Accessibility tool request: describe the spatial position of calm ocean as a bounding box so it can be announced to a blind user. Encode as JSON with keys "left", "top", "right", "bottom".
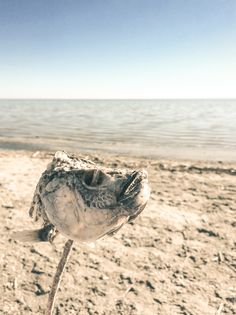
{"left": 0, "top": 99, "right": 235, "bottom": 161}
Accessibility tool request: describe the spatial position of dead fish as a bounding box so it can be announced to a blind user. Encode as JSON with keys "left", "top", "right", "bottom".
{"left": 13, "top": 151, "right": 150, "bottom": 243}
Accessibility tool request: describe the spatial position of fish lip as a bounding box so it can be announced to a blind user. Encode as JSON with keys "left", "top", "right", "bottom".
{"left": 117, "top": 171, "right": 139, "bottom": 201}
{"left": 127, "top": 201, "right": 148, "bottom": 223}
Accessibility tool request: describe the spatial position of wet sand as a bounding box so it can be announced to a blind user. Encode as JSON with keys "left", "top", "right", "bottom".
{"left": 0, "top": 149, "right": 236, "bottom": 315}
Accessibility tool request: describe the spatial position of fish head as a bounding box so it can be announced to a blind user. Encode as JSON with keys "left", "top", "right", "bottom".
{"left": 40, "top": 152, "right": 150, "bottom": 242}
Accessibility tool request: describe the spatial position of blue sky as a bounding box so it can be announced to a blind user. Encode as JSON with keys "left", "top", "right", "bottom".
{"left": 0, "top": 0, "right": 235, "bottom": 98}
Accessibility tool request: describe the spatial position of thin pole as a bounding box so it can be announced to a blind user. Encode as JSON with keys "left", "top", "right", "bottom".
{"left": 46, "top": 239, "right": 74, "bottom": 315}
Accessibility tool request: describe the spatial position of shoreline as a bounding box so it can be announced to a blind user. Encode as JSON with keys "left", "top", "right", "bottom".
{"left": 1, "top": 147, "right": 236, "bottom": 169}
{"left": 0, "top": 138, "right": 235, "bottom": 163}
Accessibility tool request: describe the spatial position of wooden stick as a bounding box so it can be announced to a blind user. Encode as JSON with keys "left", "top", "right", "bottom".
{"left": 46, "top": 239, "right": 74, "bottom": 315}
{"left": 215, "top": 302, "right": 224, "bottom": 315}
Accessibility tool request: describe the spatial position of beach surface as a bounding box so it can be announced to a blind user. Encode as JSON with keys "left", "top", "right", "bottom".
{"left": 0, "top": 149, "right": 236, "bottom": 315}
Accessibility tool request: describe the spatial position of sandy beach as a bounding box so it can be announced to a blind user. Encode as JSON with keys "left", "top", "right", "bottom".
{"left": 0, "top": 149, "right": 235, "bottom": 315}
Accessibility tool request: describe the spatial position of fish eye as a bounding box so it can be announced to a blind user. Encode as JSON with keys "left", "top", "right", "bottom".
{"left": 83, "top": 170, "right": 94, "bottom": 186}
{"left": 83, "top": 169, "right": 105, "bottom": 187}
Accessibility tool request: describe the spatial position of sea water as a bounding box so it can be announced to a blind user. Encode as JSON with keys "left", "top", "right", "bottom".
{"left": 0, "top": 99, "right": 235, "bottom": 160}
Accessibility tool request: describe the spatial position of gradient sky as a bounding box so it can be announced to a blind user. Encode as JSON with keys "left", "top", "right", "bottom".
{"left": 0, "top": 0, "right": 235, "bottom": 99}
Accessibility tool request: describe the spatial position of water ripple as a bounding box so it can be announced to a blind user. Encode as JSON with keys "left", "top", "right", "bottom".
{"left": 0, "top": 99, "right": 236, "bottom": 159}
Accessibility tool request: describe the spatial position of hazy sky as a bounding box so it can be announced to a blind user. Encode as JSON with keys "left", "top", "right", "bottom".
{"left": 0, "top": 0, "right": 235, "bottom": 99}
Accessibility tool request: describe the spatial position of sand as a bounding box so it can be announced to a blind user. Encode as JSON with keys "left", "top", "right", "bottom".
{"left": 0, "top": 149, "right": 235, "bottom": 315}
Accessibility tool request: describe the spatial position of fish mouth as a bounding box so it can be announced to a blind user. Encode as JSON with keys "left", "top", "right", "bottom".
{"left": 127, "top": 200, "right": 148, "bottom": 223}
{"left": 117, "top": 171, "right": 140, "bottom": 202}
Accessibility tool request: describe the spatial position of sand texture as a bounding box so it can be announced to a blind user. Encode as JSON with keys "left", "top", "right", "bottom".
{"left": 0, "top": 150, "right": 236, "bottom": 315}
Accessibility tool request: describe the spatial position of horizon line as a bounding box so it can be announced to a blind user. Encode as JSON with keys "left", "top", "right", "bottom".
{"left": 0, "top": 97, "right": 236, "bottom": 101}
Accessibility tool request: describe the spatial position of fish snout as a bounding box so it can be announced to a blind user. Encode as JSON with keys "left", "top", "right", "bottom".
{"left": 118, "top": 169, "right": 150, "bottom": 213}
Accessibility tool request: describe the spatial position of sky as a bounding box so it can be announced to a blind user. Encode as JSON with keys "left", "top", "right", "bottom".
{"left": 0, "top": 0, "right": 235, "bottom": 99}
